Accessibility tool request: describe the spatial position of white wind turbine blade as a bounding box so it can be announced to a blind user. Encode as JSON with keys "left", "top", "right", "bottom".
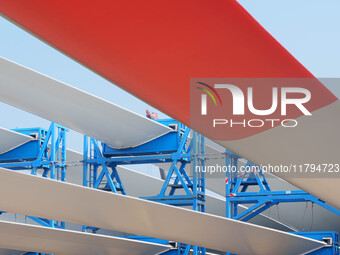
{"left": 0, "top": 57, "right": 171, "bottom": 149}
{"left": 0, "top": 220, "right": 169, "bottom": 255}
{"left": 0, "top": 168, "right": 324, "bottom": 255}
{"left": 219, "top": 101, "right": 340, "bottom": 211}
{"left": 0, "top": 127, "right": 33, "bottom": 154}
{"left": 66, "top": 149, "right": 294, "bottom": 231}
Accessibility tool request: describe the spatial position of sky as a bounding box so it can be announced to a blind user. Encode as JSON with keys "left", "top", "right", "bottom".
{"left": 0, "top": 0, "right": 339, "bottom": 152}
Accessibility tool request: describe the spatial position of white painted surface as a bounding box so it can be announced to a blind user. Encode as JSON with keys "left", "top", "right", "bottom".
{"left": 0, "top": 168, "right": 324, "bottom": 255}
{"left": 65, "top": 149, "right": 293, "bottom": 231}
{"left": 157, "top": 139, "right": 340, "bottom": 232}
{"left": 0, "top": 57, "right": 171, "bottom": 149}
{"left": 0, "top": 248, "right": 22, "bottom": 255}
{"left": 0, "top": 127, "right": 32, "bottom": 155}
{"left": 197, "top": 142, "right": 340, "bottom": 232}
{"left": 220, "top": 100, "right": 340, "bottom": 211}
{"left": 0, "top": 220, "right": 169, "bottom": 255}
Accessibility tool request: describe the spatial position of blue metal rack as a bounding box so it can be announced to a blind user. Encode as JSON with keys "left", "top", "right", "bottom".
{"left": 0, "top": 123, "right": 67, "bottom": 255}
{"left": 295, "top": 232, "right": 339, "bottom": 255}
{"left": 83, "top": 137, "right": 127, "bottom": 195}
{"left": 0, "top": 123, "right": 67, "bottom": 181}
{"left": 225, "top": 149, "right": 340, "bottom": 255}
{"left": 82, "top": 119, "right": 206, "bottom": 255}
{"left": 0, "top": 122, "right": 67, "bottom": 230}
{"left": 1, "top": 121, "right": 337, "bottom": 254}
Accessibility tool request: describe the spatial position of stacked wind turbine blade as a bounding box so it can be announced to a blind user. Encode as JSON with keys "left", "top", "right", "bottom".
{"left": 0, "top": 0, "right": 338, "bottom": 211}
{"left": 66, "top": 149, "right": 294, "bottom": 231}
{"left": 0, "top": 168, "right": 324, "bottom": 255}
{"left": 0, "top": 220, "right": 170, "bottom": 255}
{"left": 0, "top": 57, "right": 171, "bottom": 150}
{"left": 0, "top": 57, "right": 313, "bottom": 233}
{"left": 0, "top": 127, "right": 33, "bottom": 154}
{"left": 218, "top": 105, "right": 340, "bottom": 211}
{"left": 0, "top": 56, "right": 336, "bottom": 236}
{"left": 0, "top": 1, "right": 337, "bottom": 254}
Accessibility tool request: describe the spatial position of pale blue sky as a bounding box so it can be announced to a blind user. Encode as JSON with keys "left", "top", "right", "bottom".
{"left": 238, "top": 0, "right": 340, "bottom": 77}
{"left": 0, "top": 0, "right": 339, "bottom": 152}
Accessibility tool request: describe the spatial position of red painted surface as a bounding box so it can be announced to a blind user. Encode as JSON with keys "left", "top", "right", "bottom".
{"left": 0, "top": 0, "right": 336, "bottom": 140}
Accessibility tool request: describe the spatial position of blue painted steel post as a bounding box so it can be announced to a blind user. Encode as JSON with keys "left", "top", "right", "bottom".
{"left": 192, "top": 131, "right": 197, "bottom": 212}
{"left": 83, "top": 136, "right": 88, "bottom": 187}
{"left": 225, "top": 150, "right": 232, "bottom": 219}
{"left": 199, "top": 133, "right": 206, "bottom": 254}
{"left": 200, "top": 133, "right": 205, "bottom": 213}
{"left": 192, "top": 132, "right": 198, "bottom": 255}
{"left": 92, "top": 138, "right": 98, "bottom": 187}
{"left": 61, "top": 126, "right": 66, "bottom": 182}
{"left": 50, "top": 122, "right": 56, "bottom": 180}
{"left": 50, "top": 123, "right": 56, "bottom": 229}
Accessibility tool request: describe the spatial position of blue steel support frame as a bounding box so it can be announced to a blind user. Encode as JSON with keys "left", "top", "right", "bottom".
{"left": 140, "top": 128, "right": 205, "bottom": 255}
{"left": 82, "top": 136, "right": 127, "bottom": 232}
{"left": 0, "top": 122, "right": 67, "bottom": 230}
{"left": 82, "top": 120, "right": 206, "bottom": 255}
{"left": 225, "top": 149, "right": 340, "bottom": 255}
{"left": 144, "top": 130, "right": 206, "bottom": 255}
{"left": 0, "top": 123, "right": 67, "bottom": 255}
{"left": 295, "top": 231, "right": 339, "bottom": 255}
{"left": 83, "top": 137, "right": 126, "bottom": 194}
